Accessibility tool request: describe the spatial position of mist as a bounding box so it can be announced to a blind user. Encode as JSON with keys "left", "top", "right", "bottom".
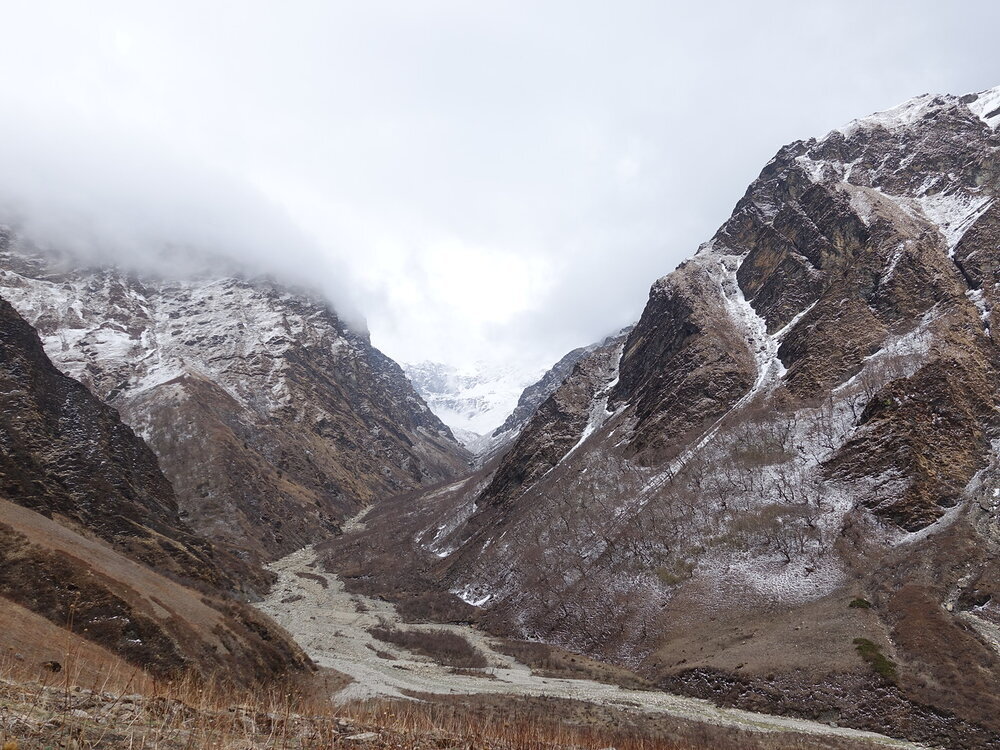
{"left": 0, "top": 1, "right": 997, "bottom": 372}
{"left": 0, "top": 107, "right": 372, "bottom": 331}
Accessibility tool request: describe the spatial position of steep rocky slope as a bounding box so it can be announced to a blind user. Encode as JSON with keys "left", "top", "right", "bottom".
{"left": 485, "top": 328, "right": 633, "bottom": 459}
{"left": 0, "top": 296, "right": 309, "bottom": 683}
{"left": 0, "top": 296, "right": 226, "bottom": 588}
{"left": 405, "top": 331, "right": 631, "bottom": 460}
{"left": 0, "top": 240, "right": 469, "bottom": 564}
{"left": 327, "top": 86, "right": 1000, "bottom": 746}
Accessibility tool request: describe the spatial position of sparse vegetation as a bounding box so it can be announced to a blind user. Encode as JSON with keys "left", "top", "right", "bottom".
{"left": 852, "top": 638, "right": 897, "bottom": 683}
{"left": 394, "top": 590, "right": 479, "bottom": 624}
{"left": 655, "top": 560, "right": 696, "bottom": 586}
{"left": 365, "top": 644, "right": 397, "bottom": 661}
{"left": 449, "top": 667, "right": 498, "bottom": 679}
{"left": 492, "top": 639, "right": 652, "bottom": 690}
{"left": 367, "top": 626, "right": 488, "bottom": 668}
{"left": 731, "top": 420, "right": 798, "bottom": 466}
{"left": 848, "top": 598, "right": 872, "bottom": 609}
{"left": 0, "top": 651, "right": 907, "bottom": 750}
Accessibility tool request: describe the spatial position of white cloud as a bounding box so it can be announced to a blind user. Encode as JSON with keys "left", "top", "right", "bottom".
{"left": 0, "top": 1, "right": 997, "bottom": 371}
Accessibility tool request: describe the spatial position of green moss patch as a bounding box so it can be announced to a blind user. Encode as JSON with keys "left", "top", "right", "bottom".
{"left": 853, "top": 637, "right": 897, "bottom": 683}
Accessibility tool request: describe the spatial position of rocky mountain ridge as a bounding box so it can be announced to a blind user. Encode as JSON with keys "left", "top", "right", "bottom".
{"left": 483, "top": 327, "right": 634, "bottom": 459}
{"left": 0, "top": 236, "right": 469, "bottom": 566}
{"left": 0, "top": 295, "right": 310, "bottom": 683}
{"left": 325, "top": 86, "right": 1000, "bottom": 746}
{"left": 405, "top": 331, "right": 632, "bottom": 460}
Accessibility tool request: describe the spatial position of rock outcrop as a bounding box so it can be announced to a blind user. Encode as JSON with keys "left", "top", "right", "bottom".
{"left": 0, "top": 296, "right": 223, "bottom": 587}
{"left": 485, "top": 328, "right": 633, "bottom": 459}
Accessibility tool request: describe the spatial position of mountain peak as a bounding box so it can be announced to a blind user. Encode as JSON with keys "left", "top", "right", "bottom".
{"left": 402, "top": 360, "right": 545, "bottom": 440}
{"left": 832, "top": 85, "right": 1000, "bottom": 138}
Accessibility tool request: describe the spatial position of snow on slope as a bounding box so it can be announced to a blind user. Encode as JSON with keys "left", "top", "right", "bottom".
{"left": 0, "top": 255, "right": 361, "bottom": 420}
{"left": 968, "top": 85, "right": 1000, "bottom": 129}
{"left": 403, "top": 360, "right": 545, "bottom": 444}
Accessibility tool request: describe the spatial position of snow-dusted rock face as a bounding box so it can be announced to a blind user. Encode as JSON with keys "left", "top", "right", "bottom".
{"left": 328, "top": 87, "right": 1000, "bottom": 747}
{"left": 483, "top": 328, "right": 633, "bottom": 458}
{"left": 0, "top": 295, "right": 310, "bottom": 682}
{"left": 402, "top": 360, "right": 545, "bottom": 447}
{"left": 474, "top": 333, "right": 628, "bottom": 512}
{"left": 0, "top": 294, "right": 221, "bottom": 587}
{"left": 0, "top": 239, "right": 469, "bottom": 562}
{"left": 611, "top": 85, "right": 1000, "bottom": 529}
{"left": 404, "top": 334, "right": 632, "bottom": 461}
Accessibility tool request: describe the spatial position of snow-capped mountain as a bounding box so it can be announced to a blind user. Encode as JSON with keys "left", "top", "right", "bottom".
{"left": 402, "top": 360, "right": 546, "bottom": 447}
{"left": 0, "top": 238, "right": 469, "bottom": 564}
{"left": 329, "top": 86, "right": 1000, "bottom": 747}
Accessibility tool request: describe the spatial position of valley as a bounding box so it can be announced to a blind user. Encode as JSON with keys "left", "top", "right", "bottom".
{"left": 256, "top": 538, "right": 925, "bottom": 748}
{"left": 3, "top": 81, "right": 1000, "bottom": 749}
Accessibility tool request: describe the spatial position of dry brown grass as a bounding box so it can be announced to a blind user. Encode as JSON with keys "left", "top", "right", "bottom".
{"left": 0, "top": 640, "right": 899, "bottom": 750}
{"left": 339, "top": 694, "right": 897, "bottom": 750}
{"left": 0, "top": 647, "right": 335, "bottom": 750}
{"left": 0, "top": 501, "right": 312, "bottom": 684}
{"left": 0, "top": 598, "right": 158, "bottom": 694}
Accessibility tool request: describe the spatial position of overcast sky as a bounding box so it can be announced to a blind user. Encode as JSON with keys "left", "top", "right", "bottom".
{"left": 0, "top": 2, "right": 996, "bottom": 372}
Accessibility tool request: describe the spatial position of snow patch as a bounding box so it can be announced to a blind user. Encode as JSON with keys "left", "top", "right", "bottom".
{"left": 703, "top": 550, "right": 845, "bottom": 606}
{"left": 881, "top": 242, "right": 908, "bottom": 284}
{"left": 967, "top": 86, "right": 1000, "bottom": 129}
{"left": 834, "top": 308, "right": 937, "bottom": 395}
{"left": 890, "top": 503, "right": 964, "bottom": 547}
{"left": 836, "top": 93, "right": 940, "bottom": 138}
{"left": 795, "top": 155, "right": 840, "bottom": 184}
{"left": 915, "top": 190, "right": 992, "bottom": 256}
{"left": 967, "top": 288, "right": 992, "bottom": 335}
{"left": 450, "top": 584, "right": 492, "bottom": 607}
{"left": 844, "top": 184, "right": 879, "bottom": 225}
{"left": 561, "top": 363, "right": 624, "bottom": 462}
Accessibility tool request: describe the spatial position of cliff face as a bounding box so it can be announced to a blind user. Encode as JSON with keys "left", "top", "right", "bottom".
{"left": 610, "top": 88, "right": 1000, "bottom": 530}
{"left": 475, "top": 334, "right": 628, "bottom": 513}
{"left": 485, "top": 328, "right": 633, "bottom": 457}
{"left": 0, "top": 296, "right": 221, "bottom": 587}
{"left": 0, "top": 243, "right": 469, "bottom": 563}
{"left": 326, "top": 87, "right": 1000, "bottom": 746}
{"left": 0, "top": 296, "right": 309, "bottom": 683}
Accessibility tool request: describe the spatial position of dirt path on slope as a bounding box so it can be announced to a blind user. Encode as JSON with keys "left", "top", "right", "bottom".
{"left": 256, "top": 546, "right": 926, "bottom": 748}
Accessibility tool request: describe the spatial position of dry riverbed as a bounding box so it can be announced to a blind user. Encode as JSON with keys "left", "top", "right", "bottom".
{"left": 256, "top": 546, "right": 927, "bottom": 749}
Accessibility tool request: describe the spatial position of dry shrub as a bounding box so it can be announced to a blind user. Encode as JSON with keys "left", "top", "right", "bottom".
{"left": 491, "top": 639, "right": 651, "bottom": 690}
{"left": 367, "top": 626, "right": 487, "bottom": 668}
{"left": 393, "top": 590, "right": 479, "bottom": 623}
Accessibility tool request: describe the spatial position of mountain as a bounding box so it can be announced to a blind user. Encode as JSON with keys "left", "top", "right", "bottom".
{"left": 0, "top": 237, "right": 469, "bottom": 567}
{"left": 326, "top": 86, "right": 1000, "bottom": 746}
{"left": 0, "top": 295, "right": 309, "bottom": 683}
{"left": 405, "top": 335, "right": 631, "bottom": 458}
{"left": 486, "top": 328, "right": 634, "bottom": 456}
{"left": 402, "top": 360, "right": 545, "bottom": 449}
